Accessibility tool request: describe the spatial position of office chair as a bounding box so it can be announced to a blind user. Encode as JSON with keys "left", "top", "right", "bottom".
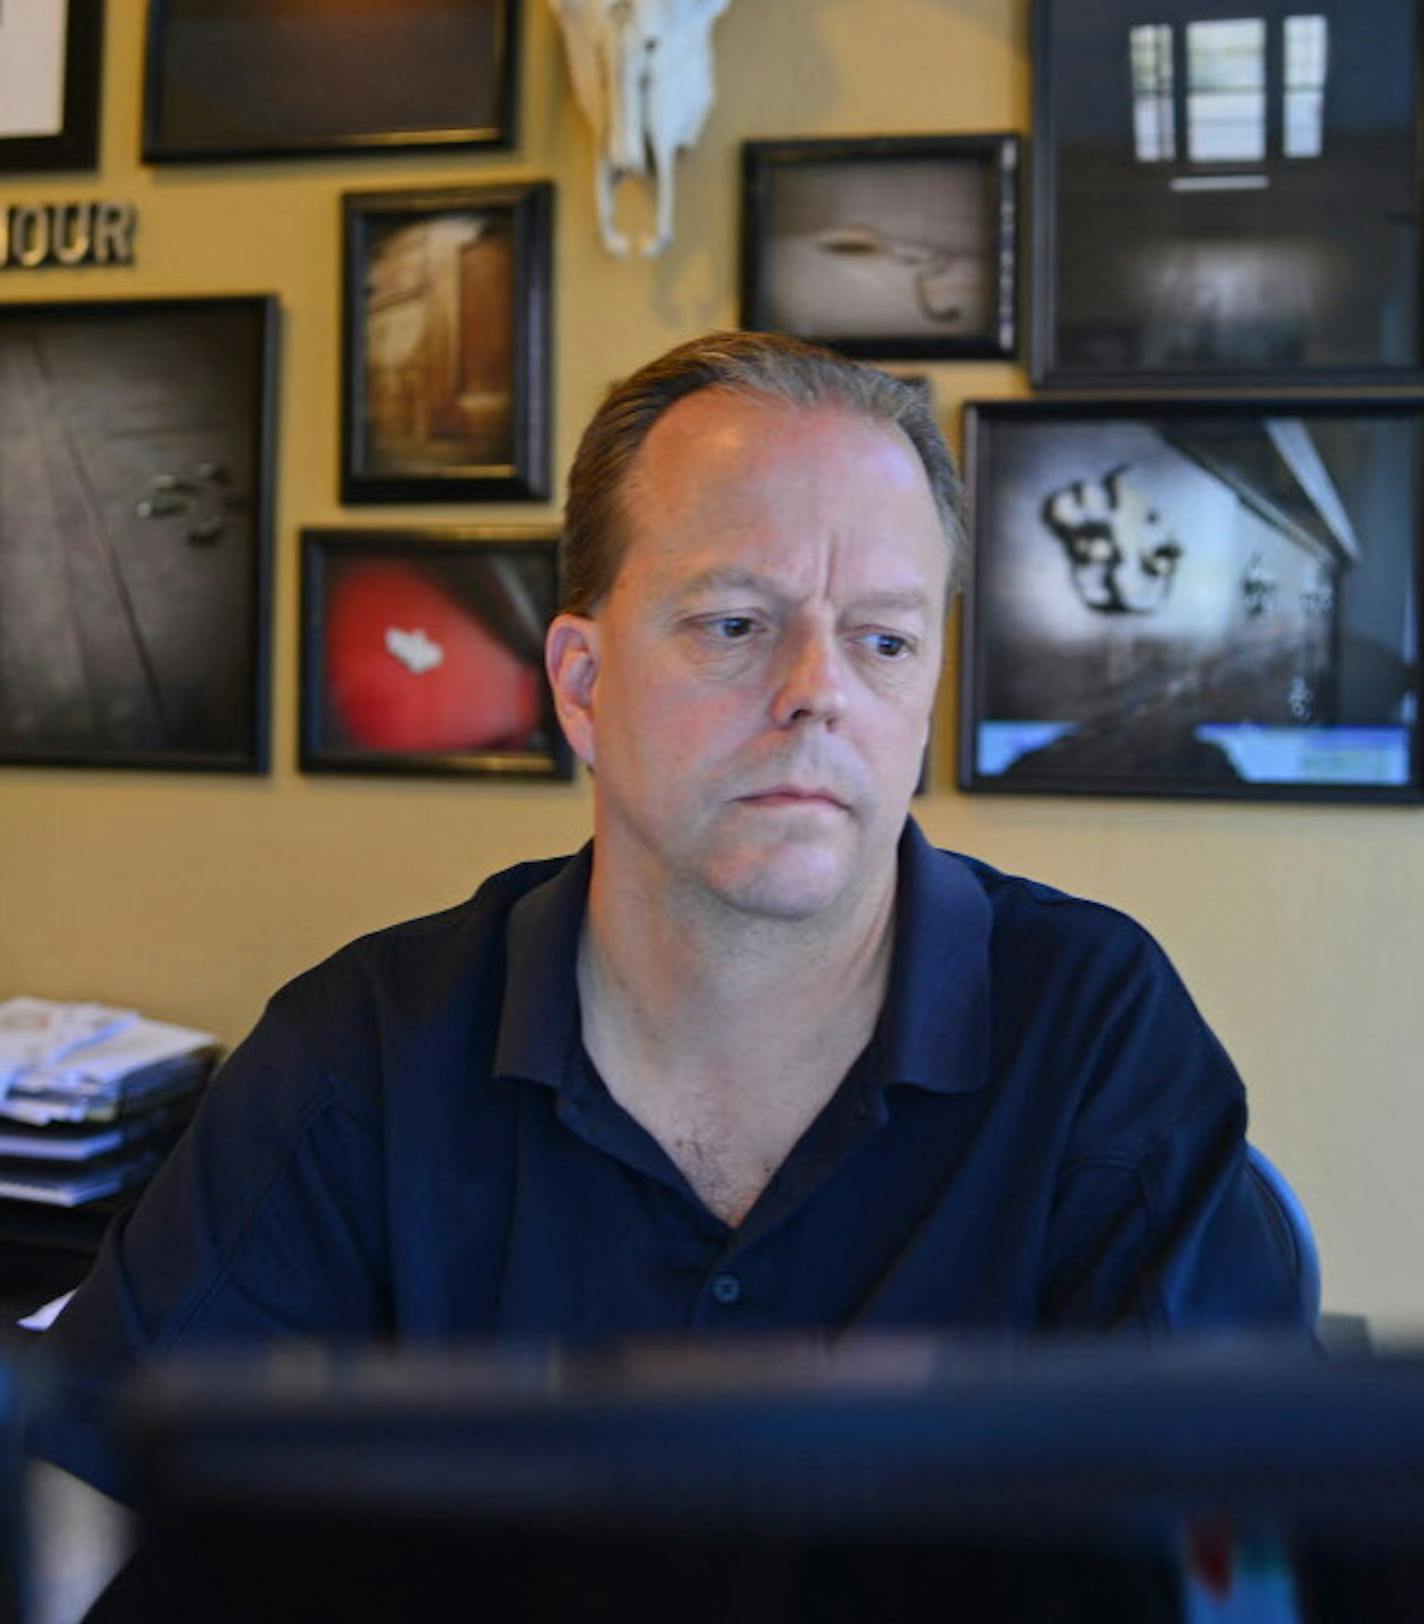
{"left": 1245, "top": 1144, "right": 1322, "bottom": 1328}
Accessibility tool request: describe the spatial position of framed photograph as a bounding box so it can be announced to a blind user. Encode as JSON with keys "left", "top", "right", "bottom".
{"left": 0, "top": 297, "right": 277, "bottom": 772}
{"left": 300, "top": 528, "right": 572, "bottom": 779}
{"left": 0, "top": 0, "right": 102, "bottom": 171}
{"left": 959, "top": 398, "right": 1424, "bottom": 803}
{"left": 143, "top": 0, "right": 518, "bottom": 162}
{"left": 1033, "top": 0, "right": 1424, "bottom": 386}
{"left": 342, "top": 184, "right": 553, "bottom": 504}
{"left": 740, "top": 134, "right": 1019, "bottom": 361}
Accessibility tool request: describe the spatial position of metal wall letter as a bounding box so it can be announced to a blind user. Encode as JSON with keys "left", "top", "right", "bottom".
{"left": 0, "top": 201, "right": 138, "bottom": 269}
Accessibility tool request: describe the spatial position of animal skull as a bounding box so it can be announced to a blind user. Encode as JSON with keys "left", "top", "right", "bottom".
{"left": 548, "top": 0, "right": 732, "bottom": 258}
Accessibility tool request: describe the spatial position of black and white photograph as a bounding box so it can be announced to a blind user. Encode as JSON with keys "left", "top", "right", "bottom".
{"left": 143, "top": 0, "right": 518, "bottom": 161}
{"left": 741, "top": 135, "right": 1018, "bottom": 360}
{"left": 0, "top": 298, "right": 277, "bottom": 771}
{"left": 0, "top": 0, "right": 102, "bottom": 170}
{"left": 342, "top": 184, "right": 553, "bottom": 503}
{"left": 1033, "top": 0, "right": 1422, "bottom": 385}
{"left": 300, "top": 529, "right": 571, "bottom": 780}
{"left": 959, "top": 399, "right": 1423, "bottom": 802}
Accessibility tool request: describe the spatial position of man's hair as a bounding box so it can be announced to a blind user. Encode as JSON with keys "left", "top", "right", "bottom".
{"left": 559, "top": 330, "right": 965, "bottom": 613}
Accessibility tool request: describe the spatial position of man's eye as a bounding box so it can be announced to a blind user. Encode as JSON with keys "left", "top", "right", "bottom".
{"left": 711, "top": 616, "right": 757, "bottom": 640}
{"left": 864, "top": 632, "right": 911, "bottom": 658}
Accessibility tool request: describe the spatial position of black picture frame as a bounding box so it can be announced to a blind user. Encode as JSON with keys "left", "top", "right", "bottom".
{"left": 342, "top": 183, "right": 553, "bottom": 505}
{"left": 958, "top": 397, "right": 1424, "bottom": 804}
{"left": 740, "top": 134, "right": 1019, "bottom": 361}
{"left": 300, "top": 527, "right": 572, "bottom": 780}
{"left": 142, "top": 0, "right": 518, "bottom": 163}
{"left": 0, "top": 0, "right": 102, "bottom": 172}
{"left": 1032, "top": 0, "right": 1424, "bottom": 387}
{"left": 0, "top": 296, "right": 278, "bottom": 772}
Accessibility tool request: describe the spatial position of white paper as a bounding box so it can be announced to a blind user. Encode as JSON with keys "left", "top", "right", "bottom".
{"left": 0, "top": 1051, "right": 213, "bottom": 1124}
{"left": 0, "top": 998, "right": 137, "bottom": 1080}
{"left": 38, "top": 1016, "right": 217, "bottom": 1087}
{"left": 0, "top": 1121, "right": 139, "bottom": 1161}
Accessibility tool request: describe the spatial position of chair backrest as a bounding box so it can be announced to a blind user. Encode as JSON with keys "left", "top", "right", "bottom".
{"left": 1245, "top": 1144, "right": 1322, "bottom": 1328}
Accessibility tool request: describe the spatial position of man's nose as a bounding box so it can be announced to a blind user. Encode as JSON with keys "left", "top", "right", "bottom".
{"left": 770, "top": 624, "right": 848, "bottom": 729}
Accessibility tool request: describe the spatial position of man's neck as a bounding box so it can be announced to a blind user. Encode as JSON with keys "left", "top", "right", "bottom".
{"left": 576, "top": 847, "right": 898, "bottom": 1225}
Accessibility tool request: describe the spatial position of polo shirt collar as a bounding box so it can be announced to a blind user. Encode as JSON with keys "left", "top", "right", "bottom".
{"left": 492, "top": 819, "right": 992, "bottom": 1098}
{"left": 876, "top": 818, "right": 992, "bottom": 1096}
{"left": 492, "top": 842, "right": 591, "bottom": 1089}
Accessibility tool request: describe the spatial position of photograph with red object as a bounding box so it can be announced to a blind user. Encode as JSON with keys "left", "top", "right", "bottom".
{"left": 299, "top": 528, "right": 570, "bottom": 779}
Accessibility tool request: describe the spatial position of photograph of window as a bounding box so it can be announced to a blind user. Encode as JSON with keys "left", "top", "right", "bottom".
{"left": 1033, "top": 0, "right": 1422, "bottom": 385}
{"left": 960, "top": 398, "right": 1423, "bottom": 803}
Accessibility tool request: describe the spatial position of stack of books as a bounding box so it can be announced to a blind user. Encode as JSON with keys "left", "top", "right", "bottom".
{"left": 0, "top": 998, "right": 218, "bottom": 1207}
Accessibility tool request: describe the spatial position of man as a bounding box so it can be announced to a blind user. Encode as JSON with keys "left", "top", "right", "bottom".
{"left": 31, "top": 331, "right": 1305, "bottom": 1523}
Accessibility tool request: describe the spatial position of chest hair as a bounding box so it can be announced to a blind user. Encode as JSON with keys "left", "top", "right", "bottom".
{"left": 628, "top": 1077, "right": 835, "bottom": 1228}
{"left": 663, "top": 1131, "right": 781, "bottom": 1228}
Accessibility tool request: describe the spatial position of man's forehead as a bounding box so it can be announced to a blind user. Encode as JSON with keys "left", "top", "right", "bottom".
{"left": 601, "top": 398, "right": 946, "bottom": 615}
{"left": 621, "top": 387, "right": 936, "bottom": 529}
{"left": 640, "top": 385, "right": 913, "bottom": 467}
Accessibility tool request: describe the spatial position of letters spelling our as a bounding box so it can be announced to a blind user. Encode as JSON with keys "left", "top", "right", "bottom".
{"left": 0, "top": 202, "right": 138, "bottom": 269}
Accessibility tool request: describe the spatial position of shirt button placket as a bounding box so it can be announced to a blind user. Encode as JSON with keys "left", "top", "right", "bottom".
{"left": 710, "top": 1272, "right": 741, "bottom": 1306}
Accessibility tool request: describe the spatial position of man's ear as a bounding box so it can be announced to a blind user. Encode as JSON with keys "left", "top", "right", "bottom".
{"left": 545, "top": 612, "right": 600, "bottom": 769}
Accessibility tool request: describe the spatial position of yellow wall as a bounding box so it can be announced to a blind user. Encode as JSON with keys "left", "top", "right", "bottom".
{"left": 0, "top": 0, "right": 1417, "bottom": 1328}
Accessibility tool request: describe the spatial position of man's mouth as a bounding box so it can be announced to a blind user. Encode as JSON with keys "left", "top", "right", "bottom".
{"left": 737, "top": 786, "right": 847, "bottom": 811}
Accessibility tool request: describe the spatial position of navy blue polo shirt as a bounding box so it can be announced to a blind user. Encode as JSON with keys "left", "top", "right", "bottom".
{"left": 31, "top": 820, "right": 1304, "bottom": 1499}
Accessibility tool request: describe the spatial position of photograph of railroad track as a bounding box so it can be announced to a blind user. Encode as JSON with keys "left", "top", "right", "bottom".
{"left": 0, "top": 297, "right": 276, "bottom": 770}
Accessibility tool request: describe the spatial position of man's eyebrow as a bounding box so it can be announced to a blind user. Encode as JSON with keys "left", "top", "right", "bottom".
{"left": 849, "top": 588, "right": 934, "bottom": 615}
{"left": 675, "top": 567, "right": 779, "bottom": 598}
{"left": 673, "top": 571, "right": 933, "bottom": 615}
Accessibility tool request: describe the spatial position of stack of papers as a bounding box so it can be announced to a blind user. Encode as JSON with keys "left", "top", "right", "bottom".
{"left": 0, "top": 997, "right": 217, "bottom": 1206}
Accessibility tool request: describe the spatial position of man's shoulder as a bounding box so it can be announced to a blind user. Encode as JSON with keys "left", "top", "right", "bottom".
{"left": 947, "top": 843, "right": 1224, "bottom": 1078}
{"left": 925, "top": 841, "right": 1162, "bottom": 967}
{"left": 340, "top": 852, "right": 576, "bottom": 962}
{"left": 263, "top": 852, "right": 580, "bottom": 1057}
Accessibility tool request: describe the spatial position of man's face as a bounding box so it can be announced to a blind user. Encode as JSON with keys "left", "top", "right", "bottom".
{"left": 549, "top": 388, "right": 949, "bottom": 923}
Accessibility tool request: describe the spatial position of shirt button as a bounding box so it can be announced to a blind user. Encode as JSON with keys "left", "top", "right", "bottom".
{"left": 711, "top": 1273, "right": 741, "bottom": 1305}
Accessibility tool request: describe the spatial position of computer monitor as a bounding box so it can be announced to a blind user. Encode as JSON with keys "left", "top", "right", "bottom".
{"left": 86, "top": 1335, "right": 1424, "bottom": 1621}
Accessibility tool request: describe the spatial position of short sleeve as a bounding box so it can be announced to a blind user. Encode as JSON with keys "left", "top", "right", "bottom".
{"left": 25, "top": 994, "right": 388, "bottom": 1501}
{"left": 1036, "top": 926, "right": 1308, "bottom": 1333}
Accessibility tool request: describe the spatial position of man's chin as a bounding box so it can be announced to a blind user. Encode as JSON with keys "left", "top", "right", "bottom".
{"left": 701, "top": 842, "right": 860, "bottom": 922}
